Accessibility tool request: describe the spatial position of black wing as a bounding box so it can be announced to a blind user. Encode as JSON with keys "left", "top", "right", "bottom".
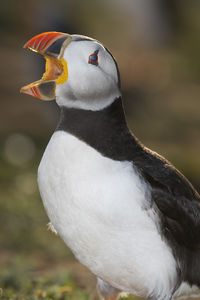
{"left": 134, "top": 146, "right": 200, "bottom": 249}
{"left": 133, "top": 146, "right": 200, "bottom": 285}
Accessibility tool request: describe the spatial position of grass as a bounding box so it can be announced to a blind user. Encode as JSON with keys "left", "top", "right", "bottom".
{"left": 0, "top": 255, "right": 136, "bottom": 300}
{"left": 0, "top": 259, "right": 92, "bottom": 299}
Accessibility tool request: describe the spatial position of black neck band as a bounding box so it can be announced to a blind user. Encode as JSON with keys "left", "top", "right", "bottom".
{"left": 56, "top": 97, "right": 142, "bottom": 161}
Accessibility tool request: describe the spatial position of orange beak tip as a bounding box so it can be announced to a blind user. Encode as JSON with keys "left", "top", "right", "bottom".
{"left": 20, "top": 87, "right": 27, "bottom": 94}
{"left": 20, "top": 86, "right": 40, "bottom": 99}
{"left": 23, "top": 31, "right": 69, "bottom": 54}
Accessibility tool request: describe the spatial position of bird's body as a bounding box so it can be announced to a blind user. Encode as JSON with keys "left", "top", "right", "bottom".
{"left": 38, "top": 130, "right": 177, "bottom": 299}
{"left": 21, "top": 32, "right": 200, "bottom": 300}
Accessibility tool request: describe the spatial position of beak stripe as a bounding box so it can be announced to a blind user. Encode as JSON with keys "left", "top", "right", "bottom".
{"left": 31, "top": 87, "right": 36, "bottom": 97}
{"left": 38, "top": 34, "right": 52, "bottom": 51}
{"left": 31, "top": 86, "right": 40, "bottom": 98}
{"left": 24, "top": 32, "right": 68, "bottom": 53}
{"left": 36, "top": 33, "right": 48, "bottom": 51}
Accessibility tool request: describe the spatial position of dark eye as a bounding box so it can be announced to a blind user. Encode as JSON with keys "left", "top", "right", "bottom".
{"left": 88, "top": 50, "right": 99, "bottom": 66}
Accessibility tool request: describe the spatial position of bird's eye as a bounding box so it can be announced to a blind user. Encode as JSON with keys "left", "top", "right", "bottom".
{"left": 88, "top": 50, "right": 99, "bottom": 66}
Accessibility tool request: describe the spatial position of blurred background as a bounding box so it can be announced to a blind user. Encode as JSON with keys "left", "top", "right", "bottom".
{"left": 0, "top": 0, "right": 200, "bottom": 299}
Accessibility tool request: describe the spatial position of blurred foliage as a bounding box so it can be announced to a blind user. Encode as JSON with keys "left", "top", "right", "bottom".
{"left": 0, "top": 257, "right": 137, "bottom": 300}
{"left": 0, "top": 135, "right": 67, "bottom": 256}
{"left": 0, "top": 256, "right": 137, "bottom": 300}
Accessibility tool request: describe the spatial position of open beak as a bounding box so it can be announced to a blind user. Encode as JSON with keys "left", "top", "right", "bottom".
{"left": 20, "top": 32, "right": 72, "bottom": 100}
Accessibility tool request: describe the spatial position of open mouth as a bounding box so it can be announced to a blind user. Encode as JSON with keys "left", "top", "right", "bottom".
{"left": 20, "top": 32, "right": 72, "bottom": 100}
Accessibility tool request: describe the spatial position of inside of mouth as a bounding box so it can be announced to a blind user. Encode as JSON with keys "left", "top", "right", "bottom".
{"left": 42, "top": 55, "right": 64, "bottom": 81}
{"left": 21, "top": 52, "right": 68, "bottom": 93}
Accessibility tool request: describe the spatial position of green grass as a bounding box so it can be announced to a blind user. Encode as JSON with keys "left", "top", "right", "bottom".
{"left": 0, "top": 258, "right": 92, "bottom": 299}
{"left": 0, "top": 256, "right": 137, "bottom": 299}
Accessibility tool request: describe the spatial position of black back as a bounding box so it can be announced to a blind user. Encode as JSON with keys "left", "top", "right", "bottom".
{"left": 57, "top": 97, "right": 200, "bottom": 288}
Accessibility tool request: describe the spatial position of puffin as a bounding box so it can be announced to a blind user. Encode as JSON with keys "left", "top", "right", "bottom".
{"left": 20, "top": 32, "right": 200, "bottom": 300}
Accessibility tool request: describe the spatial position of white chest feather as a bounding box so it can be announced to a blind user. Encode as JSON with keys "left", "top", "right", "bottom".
{"left": 38, "top": 131, "right": 177, "bottom": 299}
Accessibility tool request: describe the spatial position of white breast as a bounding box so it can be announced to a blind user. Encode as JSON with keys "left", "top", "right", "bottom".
{"left": 38, "top": 131, "right": 177, "bottom": 299}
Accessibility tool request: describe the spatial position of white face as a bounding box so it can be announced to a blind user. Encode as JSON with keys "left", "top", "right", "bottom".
{"left": 55, "top": 36, "right": 121, "bottom": 111}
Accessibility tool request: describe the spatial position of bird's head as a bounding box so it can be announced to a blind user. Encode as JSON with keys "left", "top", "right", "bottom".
{"left": 20, "top": 32, "right": 121, "bottom": 111}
